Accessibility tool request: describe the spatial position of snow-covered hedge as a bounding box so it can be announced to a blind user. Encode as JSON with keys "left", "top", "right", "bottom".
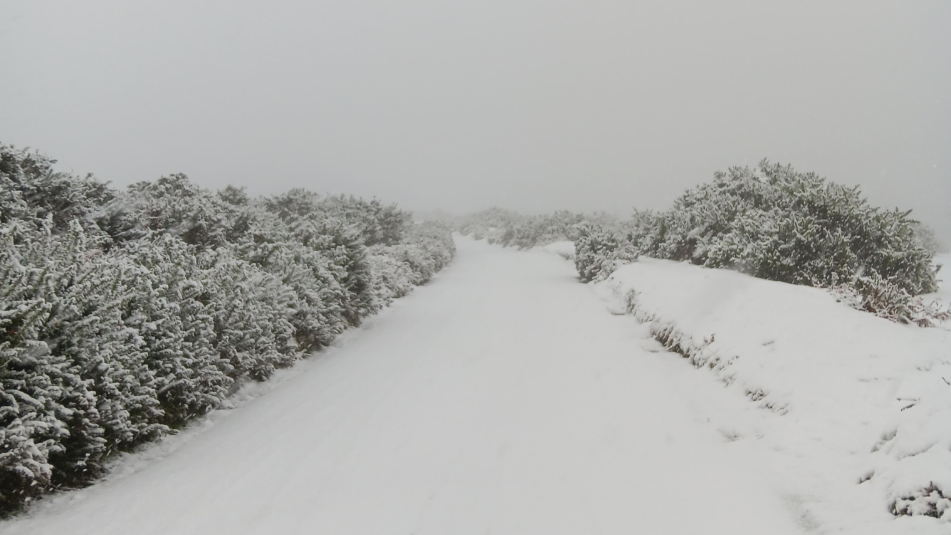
{"left": 576, "top": 161, "right": 944, "bottom": 325}
{"left": 0, "top": 145, "right": 454, "bottom": 515}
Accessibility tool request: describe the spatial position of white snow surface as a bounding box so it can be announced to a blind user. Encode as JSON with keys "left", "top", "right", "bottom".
{"left": 3, "top": 237, "right": 810, "bottom": 535}
{"left": 600, "top": 256, "right": 951, "bottom": 533}
{"left": 533, "top": 240, "right": 576, "bottom": 260}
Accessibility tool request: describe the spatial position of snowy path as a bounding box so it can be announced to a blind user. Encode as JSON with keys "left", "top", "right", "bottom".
{"left": 3, "top": 237, "right": 805, "bottom": 535}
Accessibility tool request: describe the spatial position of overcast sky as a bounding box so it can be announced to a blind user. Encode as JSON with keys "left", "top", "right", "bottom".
{"left": 1, "top": 1, "right": 949, "bottom": 240}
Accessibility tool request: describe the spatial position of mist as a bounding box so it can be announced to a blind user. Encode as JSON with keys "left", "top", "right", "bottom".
{"left": 1, "top": 0, "right": 949, "bottom": 242}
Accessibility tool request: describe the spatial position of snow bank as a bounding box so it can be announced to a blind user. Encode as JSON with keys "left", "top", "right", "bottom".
{"left": 599, "top": 257, "right": 951, "bottom": 532}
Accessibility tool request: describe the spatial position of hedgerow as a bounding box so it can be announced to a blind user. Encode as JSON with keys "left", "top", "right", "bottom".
{"left": 0, "top": 144, "right": 454, "bottom": 515}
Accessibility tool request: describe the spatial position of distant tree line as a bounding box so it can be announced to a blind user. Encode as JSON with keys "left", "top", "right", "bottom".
{"left": 456, "top": 208, "right": 617, "bottom": 249}
{"left": 0, "top": 144, "right": 454, "bottom": 514}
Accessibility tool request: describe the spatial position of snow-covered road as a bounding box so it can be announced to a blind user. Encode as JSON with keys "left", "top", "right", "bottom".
{"left": 3, "top": 236, "right": 805, "bottom": 535}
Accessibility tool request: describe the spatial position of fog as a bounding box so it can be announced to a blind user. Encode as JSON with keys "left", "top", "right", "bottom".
{"left": 1, "top": 0, "right": 949, "bottom": 242}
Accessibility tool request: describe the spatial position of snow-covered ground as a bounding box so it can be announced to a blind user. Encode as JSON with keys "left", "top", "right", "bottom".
{"left": 597, "top": 255, "right": 951, "bottom": 533}
{"left": 534, "top": 240, "right": 576, "bottom": 260}
{"left": 3, "top": 237, "right": 809, "bottom": 535}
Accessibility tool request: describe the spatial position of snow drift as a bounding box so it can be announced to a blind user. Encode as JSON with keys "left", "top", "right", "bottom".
{"left": 599, "top": 256, "right": 951, "bottom": 532}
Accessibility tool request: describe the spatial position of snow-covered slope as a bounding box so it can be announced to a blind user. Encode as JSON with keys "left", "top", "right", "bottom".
{"left": 599, "top": 257, "right": 951, "bottom": 532}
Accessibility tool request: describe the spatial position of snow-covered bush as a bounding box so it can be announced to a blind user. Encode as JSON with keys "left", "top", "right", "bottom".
{"left": 892, "top": 484, "right": 950, "bottom": 519}
{"left": 0, "top": 145, "right": 117, "bottom": 238}
{"left": 366, "top": 221, "right": 457, "bottom": 304}
{"left": 506, "top": 211, "right": 586, "bottom": 249}
{"left": 1, "top": 220, "right": 99, "bottom": 510}
{"left": 0, "top": 218, "right": 169, "bottom": 501}
{"left": 118, "top": 234, "right": 230, "bottom": 428}
{"left": 367, "top": 250, "right": 417, "bottom": 304}
{"left": 402, "top": 221, "right": 456, "bottom": 278}
{"left": 203, "top": 253, "right": 298, "bottom": 382}
{"left": 122, "top": 174, "right": 244, "bottom": 249}
{"left": 231, "top": 207, "right": 348, "bottom": 351}
{"left": 574, "top": 224, "right": 636, "bottom": 283}
{"left": 290, "top": 215, "right": 379, "bottom": 327}
{"left": 585, "top": 161, "right": 941, "bottom": 324}
{"left": 456, "top": 207, "right": 525, "bottom": 243}
{"left": 0, "top": 144, "right": 455, "bottom": 514}
{"left": 315, "top": 195, "right": 410, "bottom": 247}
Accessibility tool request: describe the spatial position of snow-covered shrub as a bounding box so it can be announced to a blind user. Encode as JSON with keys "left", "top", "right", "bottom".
{"left": 120, "top": 235, "right": 231, "bottom": 428}
{"left": 662, "top": 162, "right": 935, "bottom": 293}
{"left": 264, "top": 191, "right": 409, "bottom": 246}
{"left": 231, "top": 209, "right": 349, "bottom": 351}
{"left": 316, "top": 221, "right": 378, "bottom": 326}
{"left": 456, "top": 207, "right": 525, "bottom": 243}
{"left": 0, "top": 145, "right": 117, "bottom": 239}
{"left": 574, "top": 224, "right": 636, "bottom": 283}
{"left": 1, "top": 221, "right": 86, "bottom": 511}
{"left": 288, "top": 215, "right": 378, "bottom": 327}
{"left": 892, "top": 484, "right": 950, "bottom": 520}
{"left": 367, "top": 249, "right": 417, "bottom": 304}
{"left": 257, "top": 192, "right": 393, "bottom": 328}
{"left": 262, "top": 188, "right": 322, "bottom": 222}
{"left": 123, "top": 174, "right": 245, "bottom": 249}
{"left": 366, "top": 221, "right": 457, "bottom": 303}
{"left": 589, "top": 161, "right": 940, "bottom": 323}
{"left": 0, "top": 218, "right": 166, "bottom": 502}
{"left": 202, "top": 252, "right": 298, "bottom": 382}
{"left": 507, "top": 211, "right": 586, "bottom": 249}
{"left": 315, "top": 195, "right": 410, "bottom": 247}
{"left": 402, "top": 222, "right": 456, "bottom": 275}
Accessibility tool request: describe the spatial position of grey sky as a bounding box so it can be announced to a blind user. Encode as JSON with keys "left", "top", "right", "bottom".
{"left": 1, "top": 1, "right": 949, "bottom": 241}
